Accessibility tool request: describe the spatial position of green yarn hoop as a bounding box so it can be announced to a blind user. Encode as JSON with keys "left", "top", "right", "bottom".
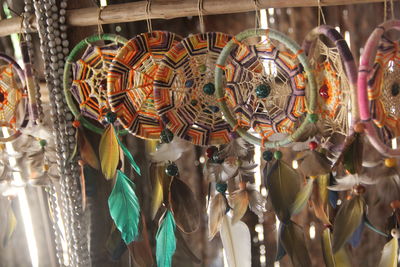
{"left": 215, "top": 28, "right": 317, "bottom": 148}
{"left": 63, "top": 33, "right": 129, "bottom": 135}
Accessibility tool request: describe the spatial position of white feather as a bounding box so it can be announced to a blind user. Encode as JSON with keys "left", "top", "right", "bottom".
{"left": 362, "top": 160, "right": 382, "bottom": 168}
{"left": 219, "top": 138, "right": 251, "bottom": 158}
{"left": 220, "top": 216, "right": 251, "bottom": 267}
{"left": 151, "top": 138, "right": 191, "bottom": 162}
{"left": 378, "top": 237, "right": 398, "bottom": 267}
{"left": 203, "top": 161, "right": 238, "bottom": 182}
{"left": 328, "top": 174, "right": 379, "bottom": 191}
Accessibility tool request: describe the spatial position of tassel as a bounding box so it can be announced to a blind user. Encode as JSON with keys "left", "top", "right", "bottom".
{"left": 156, "top": 210, "right": 177, "bottom": 267}
{"left": 108, "top": 170, "right": 140, "bottom": 244}
{"left": 99, "top": 124, "right": 119, "bottom": 180}
{"left": 378, "top": 237, "right": 399, "bottom": 267}
{"left": 114, "top": 127, "right": 141, "bottom": 175}
{"left": 208, "top": 193, "right": 228, "bottom": 240}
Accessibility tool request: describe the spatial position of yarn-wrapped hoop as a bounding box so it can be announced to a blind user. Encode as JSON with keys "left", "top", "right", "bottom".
{"left": 303, "top": 25, "right": 358, "bottom": 145}
{"left": 154, "top": 32, "right": 232, "bottom": 146}
{"left": 358, "top": 20, "right": 400, "bottom": 156}
{"left": 0, "top": 53, "right": 27, "bottom": 143}
{"left": 215, "top": 28, "right": 317, "bottom": 148}
{"left": 108, "top": 31, "right": 181, "bottom": 140}
{"left": 63, "top": 34, "right": 128, "bottom": 135}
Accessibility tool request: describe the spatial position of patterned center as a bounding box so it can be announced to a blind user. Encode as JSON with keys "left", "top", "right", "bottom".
{"left": 0, "top": 64, "right": 23, "bottom": 128}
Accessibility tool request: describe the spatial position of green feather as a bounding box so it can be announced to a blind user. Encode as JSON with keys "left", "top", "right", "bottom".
{"left": 321, "top": 228, "right": 335, "bottom": 267}
{"left": 114, "top": 127, "right": 141, "bottom": 176}
{"left": 280, "top": 221, "right": 312, "bottom": 267}
{"left": 332, "top": 195, "right": 365, "bottom": 253}
{"left": 108, "top": 170, "right": 140, "bottom": 244}
{"left": 291, "top": 178, "right": 314, "bottom": 215}
{"left": 156, "top": 210, "right": 177, "bottom": 267}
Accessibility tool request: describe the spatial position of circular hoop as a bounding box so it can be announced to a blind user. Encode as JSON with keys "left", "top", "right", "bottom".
{"left": 107, "top": 31, "right": 181, "bottom": 140}
{"left": 358, "top": 20, "right": 400, "bottom": 156}
{"left": 63, "top": 33, "right": 128, "bottom": 135}
{"left": 0, "top": 53, "right": 28, "bottom": 143}
{"left": 215, "top": 28, "right": 317, "bottom": 148}
{"left": 303, "top": 25, "right": 358, "bottom": 142}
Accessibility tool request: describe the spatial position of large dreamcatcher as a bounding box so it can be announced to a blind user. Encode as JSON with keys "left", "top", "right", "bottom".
{"left": 215, "top": 29, "right": 317, "bottom": 148}
{"left": 64, "top": 34, "right": 128, "bottom": 135}
{"left": 107, "top": 31, "right": 181, "bottom": 140}
{"left": 303, "top": 25, "right": 357, "bottom": 146}
{"left": 0, "top": 53, "right": 27, "bottom": 143}
{"left": 153, "top": 32, "right": 233, "bottom": 146}
{"left": 358, "top": 19, "right": 400, "bottom": 156}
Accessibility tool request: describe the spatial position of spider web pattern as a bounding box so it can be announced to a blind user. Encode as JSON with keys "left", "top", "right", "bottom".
{"left": 70, "top": 43, "right": 121, "bottom": 123}
{"left": 0, "top": 64, "right": 23, "bottom": 128}
{"left": 154, "top": 32, "right": 232, "bottom": 146}
{"left": 224, "top": 39, "right": 306, "bottom": 139}
{"left": 309, "top": 38, "right": 350, "bottom": 137}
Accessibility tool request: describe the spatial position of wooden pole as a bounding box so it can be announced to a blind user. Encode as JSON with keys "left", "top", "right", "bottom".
{"left": 0, "top": 0, "right": 387, "bottom": 37}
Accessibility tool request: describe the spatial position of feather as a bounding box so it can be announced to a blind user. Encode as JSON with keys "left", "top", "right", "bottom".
{"left": 77, "top": 128, "right": 100, "bottom": 170}
{"left": 3, "top": 205, "right": 16, "bottom": 246}
{"left": 332, "top": 196, "right": 365, "bottom": 253}
{"left": 378, "top": 237, "right": 398, "bottom": 267}
{"left": 321, "top": 228, "right": 335, "bottom": 267}
{"left": 311, "top": 174, "right": 331, "bottom": 225}
{"left": 347, "top": 220, "right": 364, "bottom": 248}
{"left": 99, "top": 124, "right": 119, "bottom": 180}
{"left": 219, "top": 137, "right": 251, "bottom": 159}
{"left": 280, "top": 221, "right": 312, "bottom": 267}
{"left": 208, "top": 193, "right": 228, "bottom": 240}
{"left": 328, "top": 174, "right": 378, "bottom": 191}
{"left": 276, "top": 225, "right": 287, "bottom": 261}
{"left": 237, "top": 162, "right": 258, "bottom": 182}
{"left": 343, "top": 133, "right": 363, "bottom": 175}
{"left": 108, "top": 170, "right": 140, "bottom": 244}
{"left": 291, "top": 178, "right": 314, "bottom": 215}
{"left": 297, "top": 150, "right": 331, "bottom": 177}
{"left": 220, "top": 216, "right": 251, "bottom": 267}
{"left": 334, "top": 246, "right": 352, "bottom": 267}
{"left": 151, "top": 164, "right": 165, "bottom": 220}
{"left": 114, "top": 127, "right": 140, "bottom": 175}
{"left": 248, "top": 188, "right": 267, "bottom": 217}
{"left": 169, "top": 177, "right": 200, "bottom": 233}
{"left": 106, "top": 226, "right": 127, "bottom": 260}
{"left": 156, "top": 210, "right": 176, "bottom": 267}
{"left": 229, "top": 188, "right": 249, "bottom": 224}
{"left": 79, "top": 162, "right": 87, "bottom": 211}
{"left": 151, "top": 138, "right": 191, "bottom": 162}
{"left": 128, "top": 215, "right": 153, "bottom": 267}
{"left": 175, "top": 229, "right": 202, "bottom": 264}
{"left": 203, "top": 160, "right": 238, "bottom": 182}
{"left": 265, "top": 160, "right": 300, "bottom": 222}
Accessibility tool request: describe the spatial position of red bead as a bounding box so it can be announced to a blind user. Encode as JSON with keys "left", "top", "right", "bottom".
{"left": 319, "top": 84, "right": 329, "bottom": 99}
{"left": 206, "top": 146, "right": 217, "bottom": 158}
{"left": 72, "top": 120, "right": 81, "bottom": 128}
{"left": 309, "top": 141, "right": 318, "bottom": 150}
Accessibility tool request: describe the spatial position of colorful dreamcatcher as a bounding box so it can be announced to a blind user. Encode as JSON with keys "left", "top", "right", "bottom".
{"left": 303, "top": 25, "right": 358, "bottom": 146}
{"left": 215, "top": 28, "right": 317, "bottom": 148}
{"left": 153, "top": 32, "right": 233, "bottom": 146}
{"left": 107, "top": 31, "right": 181, "bottom": 140}
{"left": 64, "top": 33, "right": 128, "bottom": 135}
{"left": 358, "top": 19, "right": 400, "bottom": 156}
{"left": 0, "top": 53, "right": 28, "bottom": 143}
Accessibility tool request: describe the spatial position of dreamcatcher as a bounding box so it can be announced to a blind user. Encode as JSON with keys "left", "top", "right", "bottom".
{"left": 358, "top": 19, "right": 400, "bottom": 156}
{"left": 215, "top": 28, "right": 317, "bottom": 148}
{"left": 153, "top": 32, "right": 233, "bottom": 146}
{"left": 107, "top": 31, "right": 181, "bottom": 140}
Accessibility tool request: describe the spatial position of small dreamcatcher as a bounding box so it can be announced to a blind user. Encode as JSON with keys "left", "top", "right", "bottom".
{"left": 358, "top": 20, "right": 400, "bottom": 156}
{"left": 153, "top": 32, "right": 233, "bottom": 146}
{"left": 215, "top": 28, "right": 317, "bottom": 148}
{"left": 0, "top": 53, "right": 28, "bottom": 143}
{"left": 107, "top": 31, "right": 181, "bottom": 140}
{"left": 303, "top": 25, "right": 358, "bottom": 149}
{"left": 64, "top": 33, "right": 128, "bottom": 135}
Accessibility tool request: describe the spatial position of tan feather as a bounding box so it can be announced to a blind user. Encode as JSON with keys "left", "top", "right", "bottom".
{"left": 230, "top": 188, "right": 249, "bottom": 224}
{"left": 99, "top": 125, "right": 119, "bottom": 180}
{"left": 208, "top": 193, "right": 227, "bottom": 240}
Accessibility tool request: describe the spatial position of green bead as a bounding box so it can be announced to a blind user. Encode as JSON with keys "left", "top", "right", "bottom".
{"left": 203, "top": 83, "right": 215, "bottom": 95}
{"left": 255, "top": 84, "right": 271, "bottom": 98}
{"left": 308, "top": 113, "right": 318, "bottom": 123}
{"left": 262, "top": 150, "right": 273, "bottom": 161}
{"left": 190, "top": 99, "right": 198, "bottom": 106}
{"left": 105, "top": 111, "right": 117, "bottom": 124}
{"left": 160, "top": 128, "right": 174, "bottom": 143}
{"left": 39, "top": 139, "right": 47, "bottom": 147}
{"left": 199, "top": 64, "right": 207, "bottom": 73}
{"left": 165, "top": 163, "right": 179, "bottom": 176}
{"left": 216, "top": 183, "right": 228, "bottom": 193}
{"left": 274, "top": 150, "right": 282, "bottom": 160}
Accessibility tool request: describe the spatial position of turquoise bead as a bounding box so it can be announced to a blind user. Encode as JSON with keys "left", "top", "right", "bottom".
{"left": 255, "top": 84, "right": 271, "bottom": 98}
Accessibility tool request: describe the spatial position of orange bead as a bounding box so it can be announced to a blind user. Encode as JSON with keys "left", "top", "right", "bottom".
{"left": 239, "top": 181, "right": 247, "bottom": 190}
{"left": 354, "top": 185, "right": 366, "bottom": 195}
{"left": 385, "top": 158, "right": 397, "bottom": 168}
{"left": 390, "top": 200, "right": 400, "bottom": 210}
{"left": 72, "top": 120, "right": 81, "bottom": 128}
{"left": 353, "top": 122, "right": 365, "bottom": 133}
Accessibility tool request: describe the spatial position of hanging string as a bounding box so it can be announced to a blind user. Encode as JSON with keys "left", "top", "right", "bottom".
{"left": 198, "top": 0, "right": 205, "bottom": 33}
{"left": 146, "top": 0, "right": 153, "bottom": 33}
{"left": 253, "top": 0, "right": 261, "bottom": 31}
{"left": 390, "top": 0, "right": 395, "bottom": 19}
{"left": 384, "top": 0, "right": 387, "bottom": 21}
{"left": 317, "top": 0, "right": 326, "bottom": 26}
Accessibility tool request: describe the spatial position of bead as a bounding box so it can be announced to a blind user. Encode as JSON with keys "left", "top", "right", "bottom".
{"left": 385, "top": 158, "right": 397, "bottom": 168}
{"left": 238, "top": 181, "right": 247, "bottom": 190}
{"left": 255, "top": 84, "right": 271, "bottom": 98}
{"left": 319, "top": 84, "right": 329, "bottom": 99}
{"left": 216, "top": 183, "right": 228, "bottom": 193}
{"left": 353, "top": 122, "right": 365, "bottom": 133}
{"left": 199, "top": 64, "right": 207, "bottom": 73}
{"left": 391, "top": 82, "right": 400, "bottom": 96}
{"left": 274, "top": 150, "right": 282, "bottom": 160}
{"left": 203, "top": 82, "right": 215, "bottom": 95}
{"left": 39, "top": 139, "right": 47, "bottom": 147}
{"left": 209, "top": 105, "right": 220, "bottom": 113}
{"left": 309, "top": 141, "right": 318, "bottom": 150}
{"left": 43, "top": 164, "right": 50, "bottom": 171}
{"left": 160, "top": 128, "right": 174, "bottom": 143}
{"left": 190, "top": 99, "right": 198, "bottom": 106}
{"left": 353, "top": 185, "right": 366, "bottom": 195}
{"left": 105, "top": 112, "right": 117, "bottom": 124}
{"left": 206, "top": 146, "right": 217, "bottom": 158}
{"left": 308, "top": 113, "right": 318, "bottom": 123}
{"left": 390, "top": 200, "right": 400, "bottom": 210}
{"left": 165, "top": 163, "right": 179, "bottom": 176}
{"left": 263, "top": 150, "right": 273, "bottom": 161}
{"left": 391, "top": 228, "right": 400, "bottom": 238}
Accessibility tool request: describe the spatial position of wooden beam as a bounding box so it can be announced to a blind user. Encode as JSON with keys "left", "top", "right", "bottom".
{"left": 0, "top": 0, "right": 385, "bottom": 37}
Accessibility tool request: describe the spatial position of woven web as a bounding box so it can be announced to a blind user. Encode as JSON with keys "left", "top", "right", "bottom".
{"left": 0, "top": 64, "right": 23, "bottom": 129}
{"left": 309, "top": 38, "right": 350, "bottom": 138}
{"left": 224, "top": 38, "right": 306, "bottom": 139}
{"left": 71, "top": 43, "right": 121, "bottom": 123}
